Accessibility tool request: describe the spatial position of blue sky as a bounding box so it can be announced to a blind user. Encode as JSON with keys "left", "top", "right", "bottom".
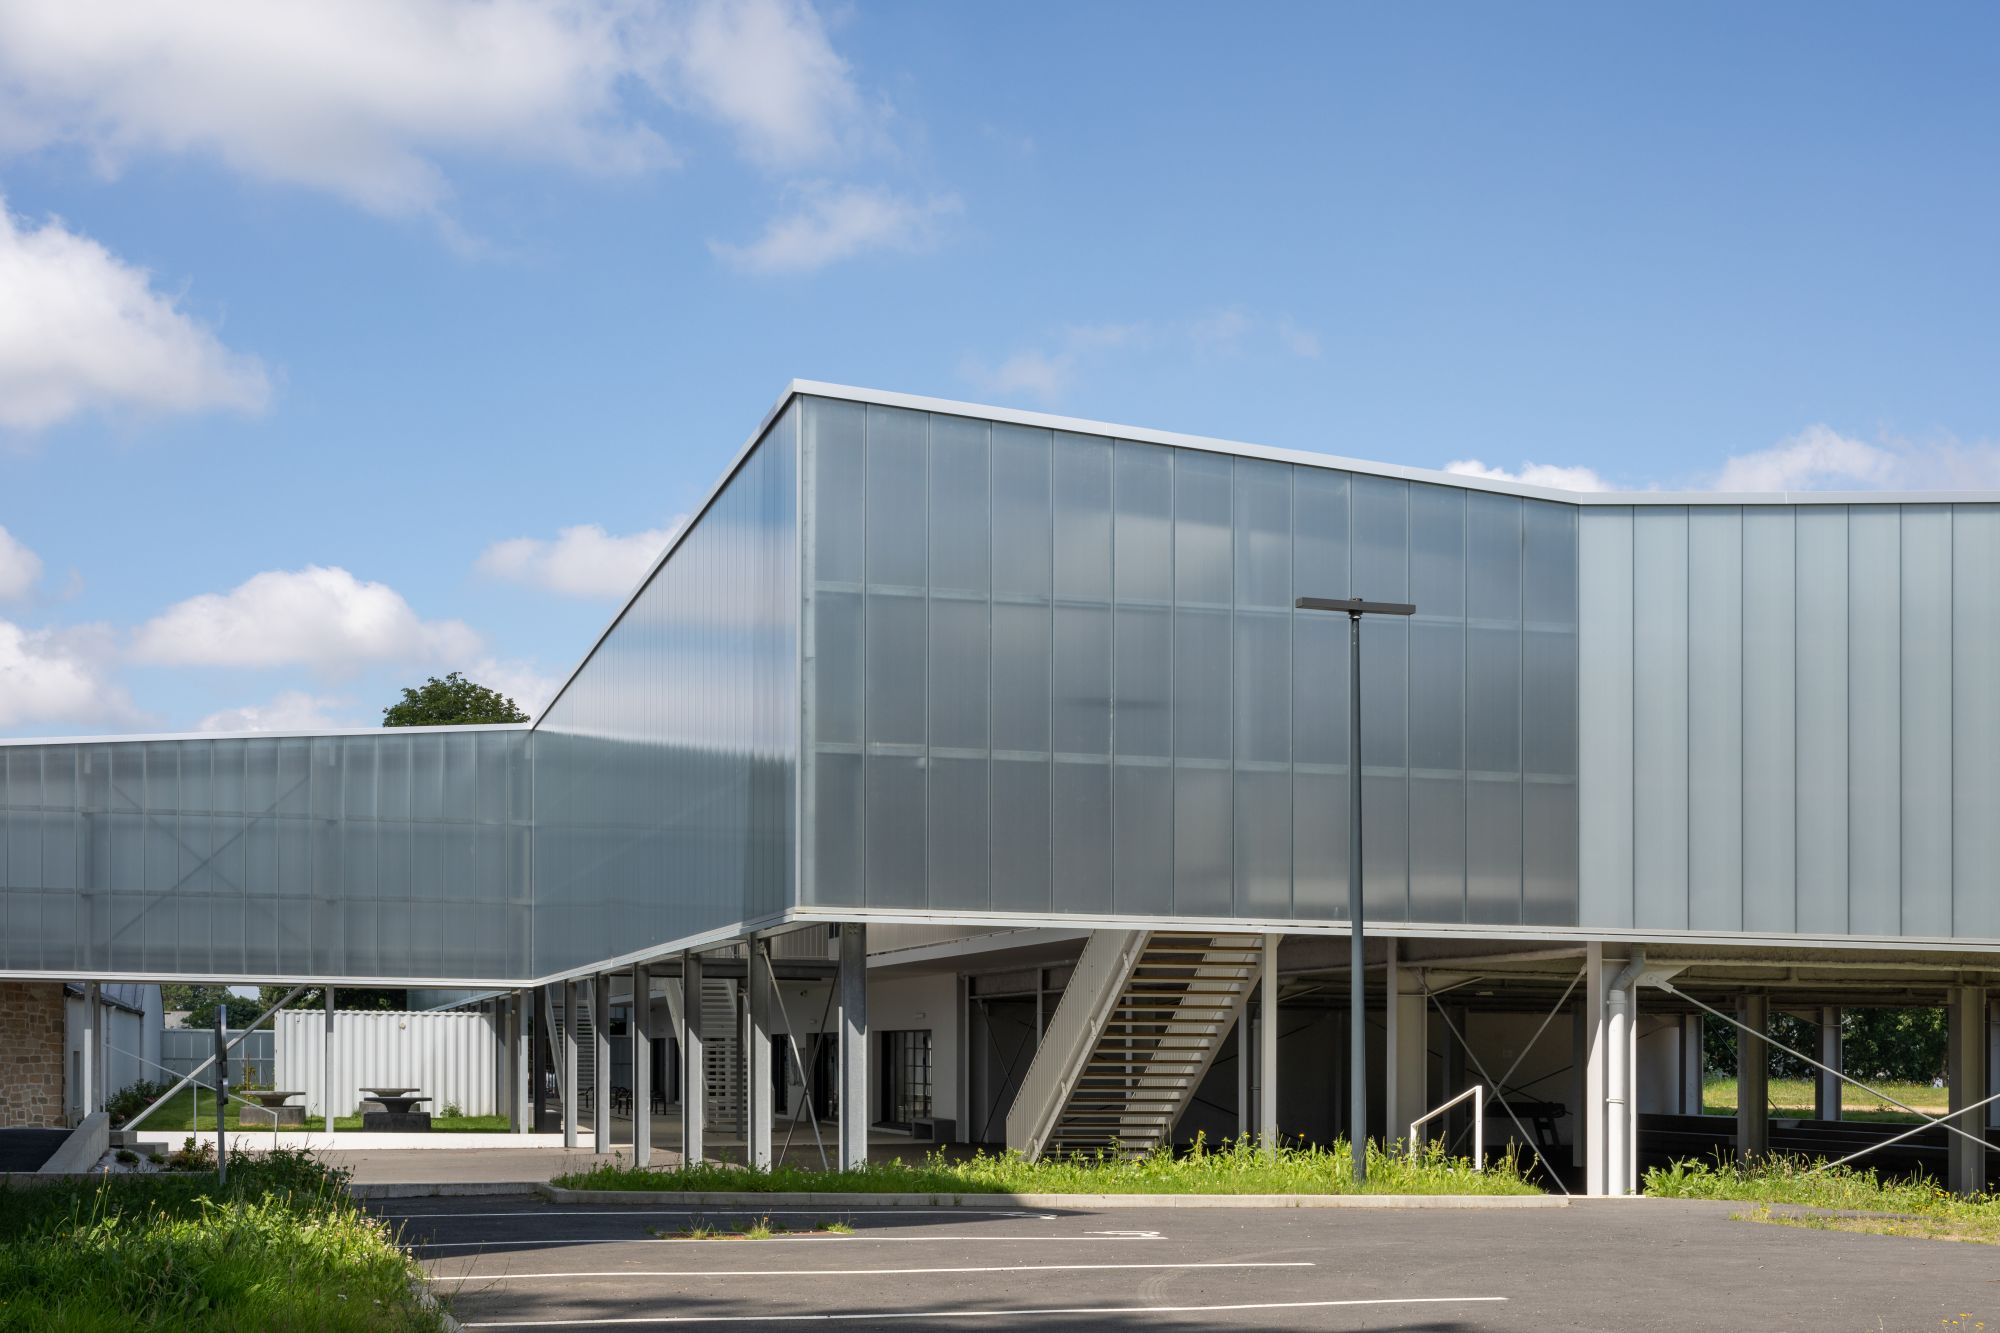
{"left": 4, "top": 2, "right": 1999, "bottom": 736}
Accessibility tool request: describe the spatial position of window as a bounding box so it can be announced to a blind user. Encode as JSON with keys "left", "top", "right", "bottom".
{"left": 880, "top": 1029, "right": 932, "bottom": 1128}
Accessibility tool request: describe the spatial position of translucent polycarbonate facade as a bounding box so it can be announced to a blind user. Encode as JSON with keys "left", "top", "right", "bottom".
{"left": 799, "top": 396, "right": 1581, "bottom": 926}
{"left": 1580, "top": 503, "right": 2000, "bottom": 941}
{"left": 530, "top": 404, "right": 800, "bottom": 976}
{"left": 0, "top": 728, "right": 530, "bottom": 979}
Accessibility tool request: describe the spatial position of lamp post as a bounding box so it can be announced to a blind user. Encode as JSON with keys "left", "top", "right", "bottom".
{"left": 1296, "top": 594, "right": 1416, "bottom": 1184}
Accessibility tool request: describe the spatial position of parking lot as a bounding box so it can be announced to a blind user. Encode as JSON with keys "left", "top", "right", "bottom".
{"left": 379, "top": 1195, "right": 2000, "bottom": 1330}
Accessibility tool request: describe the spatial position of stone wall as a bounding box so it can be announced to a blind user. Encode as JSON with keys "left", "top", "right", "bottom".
{"left": 0, "top": 982, "right": 66, "bottom": 1127}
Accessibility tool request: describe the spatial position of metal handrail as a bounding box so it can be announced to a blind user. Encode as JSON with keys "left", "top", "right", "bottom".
{"left": 1005, "top": 929, "right": 1146, "bottom": 1158}
{"left": 1408, "top": 1084, "right": 1484, "bottom": 1171}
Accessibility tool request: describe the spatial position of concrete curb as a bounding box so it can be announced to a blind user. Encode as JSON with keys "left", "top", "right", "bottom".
{"left": 349, "top": 1180, "right": 551, "bottom": 1200}
{"left": 534, "top": 1184, "right": 1567, "bottom": 1209}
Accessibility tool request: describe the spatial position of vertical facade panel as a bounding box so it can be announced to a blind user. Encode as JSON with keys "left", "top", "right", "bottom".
{"left": 1740, "top": 507, "right": 1797, "bottom": 934}
{"left": 1632, "top": 507, "right": 1690, "bottom": 930}
{"left": 1686, "top": 507, "right": 1744, "bottom": 931}
{"left": 1291, "top": 470, "right": 1351, "bottom": 920}
{"left": 1900, "top": 506, "right": 1953, "bottom": 937}
{"left": 1794, "top": 507, "right": 1850, "bottom": 934}
{"left": 1845, "top": 507, "right": 1902, "bottom": 936}
{"left": 1953, "top": 507, "right": 2000, "bottom": 941}
{"left": 1577, "top": 508, "right": 1636, "bottom": 927}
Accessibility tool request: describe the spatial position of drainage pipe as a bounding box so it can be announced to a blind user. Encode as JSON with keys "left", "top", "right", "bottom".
{"left": 1604, "top": 949, "right": 1648, "bottom": 1197}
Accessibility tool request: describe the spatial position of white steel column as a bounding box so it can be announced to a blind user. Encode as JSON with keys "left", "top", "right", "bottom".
{"left": 1385, "top": 943, "right": 1426, "bottom": 1149}
{"left": 1816, "top": 1007, "right": 1842, "bottom": 1123}
{"left": 1679, "top": 1013, "right": 1704, "bottom": 1115}
{"left": 80, "top": 982, "right": 99, "bottom": 1118}
{"left": 1583, "top": 942, "right": 1606, "bottom": 1195}
{"left": 324, "top": 988, "right": 337, "bottom": 1133}
{"left": 681, "top": 953, "right": 705, "bottom": 1165}
{"left": 562, "top": 980, "right": 581, "bottom": 1149}
{"left": 1947, "top": 985, "right": 1990, "bottom": 1196}
{"left": 1736, "top": 994, "right": 1769, "bottom": 1163}
{"left": 747, "top": 943, "right": 773, "bottom": 1169}
{"left": 503, "top": 991, "right": 523, "bottom": 1132}
{"left": 838, "top": 924, "right": 869, "bottom": 1171}
{"left": 534, "top": 985, "right": 555, "bottom": 1133}
{"left": 632, "top": 964, "right": 653, "bottom": 1167}
{"left": 592, "top": 973, "right": 612, "bottom": 1152}
{"left": 1259, "top": 934, "right": 1279, "bottom": 1150}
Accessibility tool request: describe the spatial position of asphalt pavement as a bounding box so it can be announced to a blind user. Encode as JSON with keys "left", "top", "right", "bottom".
{"left": 375, "top": 1195, "right": 2000, "bottom": 1331}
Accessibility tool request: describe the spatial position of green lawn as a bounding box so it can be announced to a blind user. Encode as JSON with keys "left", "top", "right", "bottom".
{"left": 130, "top": 1088, "right": 509, "bottom": 1134}
{"left": 1646, "top": 1156, "right": 1999, "bottom": 1246}
{"left": 0, "top": 1149, "right": 447, "bottom": 1331}
{"left": 1701, "top": 1075, "right": 1948, "bottom": 1124}
{"left": 557, "top": 1136, "right": 1544, "bottom": 1197}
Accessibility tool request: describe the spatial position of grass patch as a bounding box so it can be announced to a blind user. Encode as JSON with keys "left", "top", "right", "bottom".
{"left": 0, "top": 1147, "right": 446, "bottom": 1331}
{"left": 1700, "top": 1075, "right": 1947, "bottom": 1123}
{"left": 130, "top": 1088, "right": 508, "bottom": 1134}
{"left": 1644, "top": 1154, "right": 2000, "bottom": 1245}
{"left": 815, "top": 1218, "right": 853, "bottom": 1234}
{"left": 556, "top": 1135, "right": 1540, "bottom": 1197}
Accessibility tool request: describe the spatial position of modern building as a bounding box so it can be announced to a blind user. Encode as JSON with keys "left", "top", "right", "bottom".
{"left": 3, "top": 383, "right": 1996, "bottom": 1193}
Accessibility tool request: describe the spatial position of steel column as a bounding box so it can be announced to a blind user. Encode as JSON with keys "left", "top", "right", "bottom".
{"left": 1816, "top": 1007, "right": 1842, "bottom": 1123}
{"left": 1259, "top": 934, "right": 1279, "bottom": 1150}
{"left": 562, "top": 980, "right": 580, "bottom": 1149}
{"left": 324, "top": 987, "right": 337, "bottom": 1132}
{"left": 681, "top": 953, "right": 705, "bottom": 1164}
{"left": 633, "top": 964, "right": 653, "bottom": 1166}
{"left": 1947, "top": 985, "right": 1991, "bottom": 1196}
{"left": 592, "top": 973, "right": 612, "bottom": 1152}
{"left": 1583, "top": 942, "right": 1606, "bottom": 1194}
{"left": 504, "top": 990, "right": 524, "bottom": 1133}
{"left": 1736, "top": 994, "right": 1770, "bottom": 1163}
{"left": 80, "top": 982, "right": 99, "bottom": 1119}
{"left": 838, "top": 924, "right": 869, "bottom": 1171}
{"left": 747, "top": 943, "right": 774, "bottom": 1169}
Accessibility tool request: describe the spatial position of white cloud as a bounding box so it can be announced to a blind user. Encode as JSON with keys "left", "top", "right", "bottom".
{"left": 712, "top": 183, "right": 960, "bottom": 274}
{"left": 0, "top": 198, "right": 269, "bottom": 431}
{"left": 196, "top": 689, "right": 355, "bottom": 733}
{"left": 477, "top": 519, "right": 682, "bottom": 599}
{"left": 0, "top": 0, "right": 876, "bottom": 219}
{"left": 1444, "top": 459, "right": 1615, "bottom": 493}
{"left": 0, "top": 619, "right": 137, "bottom": 727}
{"left": 468, "top": 655, "right": 563, "bottom": 719}
{"left": 964, "top": 311, "right": 1319, "bottom": 405}
{"left": 131, "top": 565, "right": 480, "bottom": 670}
{"left": 0, "top": 526, "right": 43, "bottom": 599}
{"left": 1708, "top": 424, "right": 2000, "bottom": 493}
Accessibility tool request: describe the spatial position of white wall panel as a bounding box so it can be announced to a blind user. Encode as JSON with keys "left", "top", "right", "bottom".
{"left": 1794, "top": 508, "right": 1850, "bottom": 934}
{"left": 1900, "top": 507, "right": 1952, "bottom": 937}
{"left": 1686, "top": 507, "right": 1743, "bottom": 930}
{"left": 1578, "top": 508, "right": 1635, "bottom": 927}
{"left": 1846, "top": 507, "right": 1902, "bottom": 936}
{"left": 1954, "top": 507, "right": 2000, "bottom": 941}
{"left": 1632, "top": 508, "right": 1689, "bottom": 930}
{"left": 1740, "top": 507, "right": 1797, "bottom": 934}
{"left": 276, "top": 1009, "right": 499, "bottom": 1118}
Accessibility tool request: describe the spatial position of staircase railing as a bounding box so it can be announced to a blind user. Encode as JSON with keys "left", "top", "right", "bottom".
{"left": 1005, "top": 930, "right": 1147, "bottom": 1160}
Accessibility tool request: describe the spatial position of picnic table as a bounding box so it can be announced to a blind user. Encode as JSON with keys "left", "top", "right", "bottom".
{"left": 242, "top": 1090, "right": 305, "bottom": 1127}
{"left": 358, "top": 1086, "right": 433, "bottom": 1131}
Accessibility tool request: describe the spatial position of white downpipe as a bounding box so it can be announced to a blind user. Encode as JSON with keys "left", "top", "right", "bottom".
{"left": 1604, "top": 949, "right": 1647, "bottom": 1197}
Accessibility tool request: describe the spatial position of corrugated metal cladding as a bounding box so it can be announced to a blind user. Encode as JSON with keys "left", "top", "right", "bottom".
{"left": 0, "top": 729, "right": 531, "bottom": 979}
{"left": 531, "top": 403, "right": 801, "bottom": 977}
{"left": 274, "top": 1009, "right": 499, "bottom": 1118}
{"left": 1579, "top": 503, "right": 2000, "bottom": 941}
{"left": 800, "top": 396, "right": 1581, "bottom": 927}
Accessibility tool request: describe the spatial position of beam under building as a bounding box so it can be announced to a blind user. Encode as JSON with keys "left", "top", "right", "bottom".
{"left": 1737, "top": 994, "right": 1770, "bottom": 1163}
{"left": 681, "top": 952, "right": 704, "bottom": 1165}
{"left": 632, "top": 963, "right": 652, "bottom": 1167}
{"left": 1947, "top": 985, "right": 1990, "bottom": 1197}
{"left": 838, "top": 924, "right": 868, "bottom": 1171}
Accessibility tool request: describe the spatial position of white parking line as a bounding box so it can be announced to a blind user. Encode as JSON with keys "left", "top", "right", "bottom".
{"left": 438, "top": 1261, "right": 1312, "bottom": 1282}
{"left": 458, "top": 1295, "right": 1508, "bottom": 1327}
{"left": 413, "top": 1234, "right": 1164, "bottom": 1250}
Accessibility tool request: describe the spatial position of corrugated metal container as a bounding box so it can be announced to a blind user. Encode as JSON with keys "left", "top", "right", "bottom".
{"left": 275, "top": 1010, "right": 499, "bottom": 1118}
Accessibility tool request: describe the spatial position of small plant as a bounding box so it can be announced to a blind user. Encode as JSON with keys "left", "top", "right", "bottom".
{"left": 441, "top": 1101, "right": 463, "bottom": 1118}
{"left": 162, "top": 1136, "right": 217, "bottom": 1172}
{"left": 113, "top": 1148, "right": 139, "bottom": 1165}
{"left": 671, "top": 1220, "right": 721, "bottom": 1240}
{"left": 102, "top": 1077, "right": 175, "bottom": 1127}
{"left": 742, "top": 1216, "right": 778, "bottom": 1240}
{"left": 815, "top": 1218, "right": 854, "bottom": 1234}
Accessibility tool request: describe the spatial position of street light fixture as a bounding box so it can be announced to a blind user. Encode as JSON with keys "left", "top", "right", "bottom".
{"left": 1296, "top": 594, "right": 1416, "bottom": 1185}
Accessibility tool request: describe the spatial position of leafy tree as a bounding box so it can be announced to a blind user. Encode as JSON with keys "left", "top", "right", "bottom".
{"left": 383, "top": 672, "right": 527, "bottom": 727}
{"left": 160, "top": 984, "right": 265, "bottom": 1030}
{"left": 1703, "top": 1006, "right": 1948, "bottom": 1084}
{"left": 255, "top": 985, "right": 408, "bottom": 1012}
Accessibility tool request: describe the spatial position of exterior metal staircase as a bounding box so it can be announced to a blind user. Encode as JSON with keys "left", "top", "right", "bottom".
{"left": 1007, "top": 930, "right": 1263, "bottom": 1160}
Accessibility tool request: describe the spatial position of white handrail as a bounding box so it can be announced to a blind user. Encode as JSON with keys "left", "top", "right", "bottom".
{"left": 1005, "top": 929, "right": 1146, "bottom": 1159}
{"left": 1407, "top": 1084, "right": 1484, "bottom": 1171}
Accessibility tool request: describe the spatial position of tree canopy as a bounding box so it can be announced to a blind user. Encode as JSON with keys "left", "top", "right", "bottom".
{"left": 159, "top": 984, "right": 265, "bottom": 1030}
{"left": 382, "top": 672, "right": 528, "bottom": 727}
